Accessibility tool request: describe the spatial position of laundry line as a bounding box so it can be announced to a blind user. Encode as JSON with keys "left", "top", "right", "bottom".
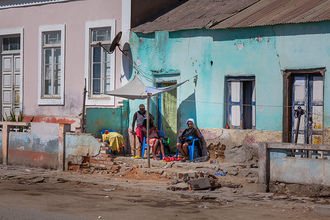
{"left": 150, "top": 96, "right": 328, "bottom": 118}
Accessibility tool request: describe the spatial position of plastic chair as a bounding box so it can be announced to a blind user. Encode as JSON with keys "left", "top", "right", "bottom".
{"left": 159, "top": 131, "right": 170, "bottom": 154}
{"left": 142, "top": 137, "right": 162, "bottom": 159}
{"left": 100, "top": 129, "right": 125, "bottom": 156}
{"left": 142, "top": 137, "right": 147, "bottom": 158}
{"left": 142, "top": 131, "right": 168, "bottom": 159}
{"left": 176, "top": 134, "right": 203, "bottom": 161}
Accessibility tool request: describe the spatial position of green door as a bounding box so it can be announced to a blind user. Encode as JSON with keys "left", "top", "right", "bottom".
{"left": 158, "top": 83, "right": 177, "bottom": 152}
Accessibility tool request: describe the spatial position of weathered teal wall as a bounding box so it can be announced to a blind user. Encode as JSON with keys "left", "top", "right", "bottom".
{"left": 129, "top": 21, "right": 330, "bottom": 131}
{"left": 86, "top": 100, "right": 129, "bottom": 138}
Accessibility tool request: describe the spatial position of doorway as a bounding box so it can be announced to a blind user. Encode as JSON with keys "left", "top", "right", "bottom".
{"left": 157, "top": 82, "right": 177, "bottom": 152}
{"left": 291, "top": 74, "right": 323, "bottom": 144}
{"left": 1, "top": 36, "right": 21, "bottom": 118}
{"left": 283, "top": 69, "right": 325, "bottom": 144}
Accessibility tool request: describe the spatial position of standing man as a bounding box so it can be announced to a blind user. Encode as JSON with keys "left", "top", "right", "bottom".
{"left": 131, "top": 104, "right": 154, "bottom": 158}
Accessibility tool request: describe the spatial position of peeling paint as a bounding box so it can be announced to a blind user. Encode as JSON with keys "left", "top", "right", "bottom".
{"left": 129, "top": 21, "right": 330, "bottom": 138}
{"left": 0, "top": 123, "right": 104, "bottom": 169}
{"left": 23, "top": 116, "right": 77, "bottom": 125}
{"left": 256, "top": 36, "right": 263, "bottom": 42}
{"left": 236, "top": 43, "right": 244, "bottom": 50}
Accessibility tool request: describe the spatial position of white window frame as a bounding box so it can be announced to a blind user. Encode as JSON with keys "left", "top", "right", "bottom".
{"left": 0, "top": 27, "right": 24, "bottom": 112}
{"left": 85, "top": 19, "right": 116, "bottom": 106}
{"left": 226, "top": 76, "right": 256, "bottom": 130}
{"left": 38, "top": 24, "right": 65, "bottom": 105}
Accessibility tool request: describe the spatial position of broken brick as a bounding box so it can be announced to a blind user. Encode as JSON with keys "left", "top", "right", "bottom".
{"left": 188, "top": 177, "right": 212, "bottom": 190}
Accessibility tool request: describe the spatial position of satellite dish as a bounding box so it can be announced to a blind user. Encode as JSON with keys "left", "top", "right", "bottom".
{"left": 110, "top": 31, "right": 122, "bottom": 53}
{"left": 97, "top": 31, "right": 122, "bottom": 54}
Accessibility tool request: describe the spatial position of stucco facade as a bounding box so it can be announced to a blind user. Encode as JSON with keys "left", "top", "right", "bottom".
{"left": 0, "top": 0, "right": 129, "bottom": 129}
{"left": 129, "top": 21, "right": 330, "bottom": 145}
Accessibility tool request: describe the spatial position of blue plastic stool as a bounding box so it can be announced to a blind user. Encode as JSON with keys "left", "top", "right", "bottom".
{"left": 142, "top": 137, "right": 164, "bottom": 160}
{"left": 188, "top": 138, "right": 199, "bottom": 161}
{"left": 176, "top": 136, "right": 200, "bottom": 161}
{"left": 142, "top": 137, "right": 147, "bottom": 158}
{"left": 142, "top": 131, "right": 167, "bottom": 159}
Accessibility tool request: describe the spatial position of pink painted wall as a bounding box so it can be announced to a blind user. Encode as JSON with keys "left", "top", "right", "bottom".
{"left": 0, "top": 0, "right": 123, "bottom": 127}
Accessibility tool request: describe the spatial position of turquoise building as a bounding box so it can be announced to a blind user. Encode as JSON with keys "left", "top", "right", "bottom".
{"left": 128, "top": 0, "right": 330, "bottom": 148}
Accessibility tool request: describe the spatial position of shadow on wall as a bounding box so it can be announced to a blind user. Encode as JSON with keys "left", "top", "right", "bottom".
{"left": 177, "top": 91, "right": 208, "bottom": 157}
{"left": 168, "top": 21, "right": 330, "bottom": 41}
{"left": 160, "top": 115, "right": 177, "bottom": 152}
{"left": 121, "top": 42, "right": 133, "bottom": 82}
{"left": 178, "top": 91, "right": 196, "bottom": 130}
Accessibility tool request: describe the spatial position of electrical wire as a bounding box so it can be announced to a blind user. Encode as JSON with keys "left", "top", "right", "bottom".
{"left": 158, "top": 90, "right": 327, "bottom": 118}
{"left": 107, "top": 44, "right": 327, "bottom": 118}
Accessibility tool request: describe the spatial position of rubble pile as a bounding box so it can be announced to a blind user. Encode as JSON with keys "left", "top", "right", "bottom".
{"left": 68, "top": 145, "right": 121, "bottom": 174}
{"left": 168, "top": 171, "right": 221, "bottom": 191}
{"left": 207, "top": 142, "right": 226, "bottom": 162}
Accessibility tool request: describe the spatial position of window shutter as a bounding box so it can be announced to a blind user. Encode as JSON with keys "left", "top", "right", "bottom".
{"left": 252, "top": 81, "right": 256, "bottom": 128}
{"left": 229, "top": 81, "right": 242, "bottom": 128}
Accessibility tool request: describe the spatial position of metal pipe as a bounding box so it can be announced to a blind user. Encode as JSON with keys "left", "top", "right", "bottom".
{"left": 82, "top": 79, "right": 87, "bottom": 133}
{"left": 147, "top": 93, "right": 151, "bottom": 168}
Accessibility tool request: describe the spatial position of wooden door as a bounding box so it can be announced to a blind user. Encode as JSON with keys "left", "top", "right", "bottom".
{"left": 308, "top": 74, "right": 323, "bottom": 144}
{"left": 2, "top": 54, "right": 21, "bottom": 118}
{"left": 291, "top": 74, "right": 323, "bottom": 144}
{"left": 158, "top": 82, "right": 177, "bottom": 151}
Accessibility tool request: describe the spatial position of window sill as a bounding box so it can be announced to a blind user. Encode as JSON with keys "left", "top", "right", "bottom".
{"left": 38, "top": 97, "right": 64, "bottom": 106}
{"left": 225, "top": 128, "right": 256, "bottom": 130}
{"left": 86, "top": 96, "right": 114, "bottom": 106}
{"left": 89, "top": 95, "right": 111, "bottom": 100}
{"left": 1, "top": 50, "right": 20, "bottom": 55}
{"left": 41, "top": 96, "right": 61, "bottom": 99}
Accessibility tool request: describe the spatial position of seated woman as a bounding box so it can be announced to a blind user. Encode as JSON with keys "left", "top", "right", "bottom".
{"left": 177, "top": 118, "right": 201, "bottom": 161}
{"left": 143, "top": 119, "right": 166, "bottom": 160}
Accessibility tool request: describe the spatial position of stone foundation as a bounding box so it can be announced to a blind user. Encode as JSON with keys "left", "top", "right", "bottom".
{"left": 200, "top": 128, "right": 282, "bottom": 148}
{"left": 199, "top": 128, "right": 282, "bottom": 161}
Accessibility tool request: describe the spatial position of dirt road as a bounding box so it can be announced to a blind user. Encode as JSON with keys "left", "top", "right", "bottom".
{"left": 0, "top": 165, "right": 328, "bottom": 220}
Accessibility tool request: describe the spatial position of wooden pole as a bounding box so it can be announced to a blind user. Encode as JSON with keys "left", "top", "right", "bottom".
{"left": 147, "top": 93, "right": 151, "bottom": 168}
{"left": 2, "top": 123, "right": 9, "bottom": 165}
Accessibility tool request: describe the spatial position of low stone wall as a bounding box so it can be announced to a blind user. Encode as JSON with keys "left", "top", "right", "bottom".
{"left": 0, "top": 123, "right": 59, "bottom": 168}
{"left": 66, "top": 133, "right": 101, "bottom": 157}
{"left": 258, "top": 143, "right": 330, "bottom": 190}
{"left": 200, "top": 128, "right": 282, "bottom": 148}
{"left": 0, "top": 122, "right": 102, "bottom": 169}
{"left": 199, "top": 128, "right": 282, "bottom": 161}
{"left": 270, "top": 150, "right": 330, "bottom": 186}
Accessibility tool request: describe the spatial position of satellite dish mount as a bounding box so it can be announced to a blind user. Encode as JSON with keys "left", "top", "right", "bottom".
{"left": 97, "top": 31, "right": 125, "bottom": 55}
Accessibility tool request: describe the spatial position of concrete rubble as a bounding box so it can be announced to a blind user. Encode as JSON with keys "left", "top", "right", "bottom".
{"left": 1, "top": 164, "right": 328, "bottom": 219}
{"left": 65, "top": 144, "right": 330, "bottom": 198}
{"left": 66, "top": 145, "right": 263, "bottom": 193}
{"left": 224, "top": 145, "right": 253, "bottom": 163}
